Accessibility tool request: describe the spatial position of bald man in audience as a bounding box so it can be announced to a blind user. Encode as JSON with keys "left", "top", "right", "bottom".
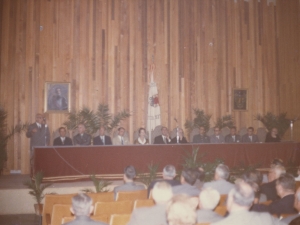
{"left": 196, "top": 188, "right": 223, "bottom": 223}
{"left": 212, "top": 182, "right": 284, "bottom": 225}
{"left": 64, "top": 193, "right": 108, "bottom": 225}
{"left": 172, "top": 168, "right": 201, "bottom": 197}
{"left": 147, "top": 165, "right": 181, "bottom": 197}
{"left": 281, "top": 187, "right": 300, "bottom": 224}
{"left": 128, "top": 182, "right": 173, "bottom": 225}
{"left": 252, "top": 173, "right": 297, "bottom": 216}
{"left": 202, "top": 164, "right": 234, "bottom": 194}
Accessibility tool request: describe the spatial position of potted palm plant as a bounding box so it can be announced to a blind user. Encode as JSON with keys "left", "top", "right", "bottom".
{"left": 23, "top": 171, "right": 52, "bottom": 215}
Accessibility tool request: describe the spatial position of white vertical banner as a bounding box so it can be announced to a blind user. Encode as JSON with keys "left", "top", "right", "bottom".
{"left": 147, "top": 64, "right": 161, "bottom": 143}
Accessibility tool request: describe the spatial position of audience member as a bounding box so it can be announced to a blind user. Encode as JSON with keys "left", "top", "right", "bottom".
{"left": 167, "top": 194, "right": 197, "bottom": 225}
{"left": 196, "top": 187, "right": 223, "bottom": 223}
{"left": 203, "top": 164, "right": 234, "bottom": 194}
{"left": 53, "top": 127, "right": 73, "bottom": 146}
{"left": 193, "top": 126, "right": 210, "bottom": 143}
{"left": 113, "top": 165, "right": 145, "bottom": 200}
{"left": 212, "top": 182, "right": 284, "bottom": 225}
{"left": 148, "top": 165, "right": 180, "bottom": 197}
{"left": 112, "top": 127, "right": 130, "bottom": 145}
{"left": 260, "top": 165, "right": 286, "bottom": 201}
{"left": 265, "top": 128, "right": 281, "bottom": 142}
{"left": 242, "top": 171, "right": 267, "bottom": 203}
{"left": 193, "top": 167, "right": 205, "bottom": 189}
{"left": 93, "top": 126, "right": 112, "bottom": 145}
{"left": 225, "top": 126, "right": 241, "bottom": 143}
{"left": 154, "top": 127, "right": 172, "bottom": 144}
{"left": 172, "top": 168, "right": 201, "bottom": 196}
{"left": 252, "top": 173, "right": 297, "bottom": 216}
{"left": 210, "top": 127, "right": 225, "bottom": 144}
{"left": 241, "top": 127, "right": 259, "bottom": 143}
{"left": 128, "top": 181, "right": 173, "bottom": 225}
{"left": 281, "top": 187, "right": 300, "bottom": 224}
{"left": 171, "top": 128, "right": 188, "bottom": 144}
{"left": 134, "top": 128, "right": 149, "bottom": 145}
{"left": 73, "top": 123, "right": 91, "bottom": 146}
{"left": 63, "top": 193, "right": 108, "bottom": 225}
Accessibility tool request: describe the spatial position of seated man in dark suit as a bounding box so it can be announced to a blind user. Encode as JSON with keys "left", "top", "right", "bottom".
{"left": 73, "top": 123, "right": 91, "bottom": 146}
{"left": 193, "top": 126, "right": 210, "bottom": 143}
{"left": 65, "top": 193, "right": 108, "bottom": 225}
{"left": 148, "top": 165, "right": 181, "bottom": 196}
{"left": 128, "top": 181, "right": 173, "bottom": 225}
{"left": 171, "top": 128, "right": 188, "bottom": 144}
{"left": 53, "top": 127, "right": 73, "bottom": 146}
{"left": 225, "top": 126, "right": 241, "bottom": 143}
{"left": 172, "top": 168, "right": 201, "bottom": 196}
{"left": 241, "top": 127, "right": 259, "bottom": 143}
{"left": 212, "top": 182, "right": 283, "bottom": 225}
{"left": 154, "top": 127, "right": 172, "bottom": 144}
{"left": 210, "top": 127, "right": 225, "bottom": 144}
{"left": 197, "top": 187, "right": 223, "bottom": 223}
{"left": 252, "top": 173, "right": 297, "bottom": 216}
{"left": 93, "top": 126, "right": 112, "bottom": 145}
{"left": 260, "top": 165, "right": 286, "bottom": 201}
{"left": 113, "top": 165, "right": 145, "bottom": 200}
{"left": 281, "top": 187, "right": 300, "bottom": 225}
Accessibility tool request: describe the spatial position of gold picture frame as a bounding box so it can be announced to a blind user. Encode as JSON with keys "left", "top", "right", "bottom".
{"left": 44, "top": 82, "right": 71, "bottom": 113}
{"left": 233, "top": 88, "right": 248, "bottom": 111}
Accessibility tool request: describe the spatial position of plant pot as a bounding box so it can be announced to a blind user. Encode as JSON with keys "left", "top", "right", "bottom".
{"left": 34, "top": 204, "right": 43, "bottom": 216}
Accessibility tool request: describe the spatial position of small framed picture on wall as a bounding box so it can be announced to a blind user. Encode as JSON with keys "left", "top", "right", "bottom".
{"left": 233, "top": 88, "right": 248, "bottom": 111}
{"left": 44, "top": 82, "right": 71, "bottom": 113}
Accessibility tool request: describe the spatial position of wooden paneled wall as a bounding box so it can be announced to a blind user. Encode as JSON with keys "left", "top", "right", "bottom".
{"left": 1, "top": 0, "right": 300, "bottom": 174}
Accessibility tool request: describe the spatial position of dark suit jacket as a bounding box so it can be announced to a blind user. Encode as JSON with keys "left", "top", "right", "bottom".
{"left": 153, "top": 135, "right": 172, "bottom": 144}
{"left": 260, "top": 179, "right": 279, "bottom": 201}
{"left": 113, "top": 182, "right": 145, "bottom": 200}
{"left": 241, "top": 134, "right": 259, "bottom": 143}
{"left": 53, "top": 136, "right": 73, "bottom": 146}
{"left": 26, "top": 123, "right": 50, "bottom": 156}
{"left": 73, "top": 133, "right": 91, "bottom": 146}
{"left": 148, "top": 179, "right": 181, "bottom": 196}
{"left": 172, "top": 183, "right": 201, "bottom": 196}
{"left": 64, "top": 215, "right": 108, "bottom": 225}
{"left": 93, "top": 135, "right": 112, "bottom": 145}
{"left": 265, "top": 132, "right": 281, "bottom": 142}
{"left": 252, "top": 194, "right": 297, "bottom": 216}
{"left": 171, "top": 136, "right": 188, "bottom": 144}
{"left": 225, "top": 134, "right": 241, "bottom": 143}
{"left": 193, "top": 134, "right": 210, "bottom": 143}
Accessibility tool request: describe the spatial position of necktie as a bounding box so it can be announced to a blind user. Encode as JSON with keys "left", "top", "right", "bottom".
{"left": 101, "top": 136, "right": 105, "bottom": 145}
{"left": 163, "top": 136, "right": 166, "bottom": 144}
{"left": 250, "top": 136, "right": 252, "bottom": 142}
{"left": 121, "top": 137, "right": 124, "bottom": 145}
{"left": 233, "top": 136, "right": 235, "bottom": 142}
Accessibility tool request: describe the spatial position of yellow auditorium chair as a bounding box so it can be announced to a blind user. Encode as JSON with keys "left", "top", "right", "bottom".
{"left": 61, "top": 215, "right": 110, "bottom": 224}
{"left": 94, "top": 201, "right": 134, "bottom": 216}
{"left": 214, "top": 205, "right": 227, "bottom": 216}
{"left": 133, "top": 199, "right": 155, "bottom": 209}
{"left": 109, "top": 214, "right": 131, "bottom": 225}
{"left": 51, "top": 204, "right": 72, "bottom": 225}
{"left": 116, "top": 189, "right": 148, "bottom": 201}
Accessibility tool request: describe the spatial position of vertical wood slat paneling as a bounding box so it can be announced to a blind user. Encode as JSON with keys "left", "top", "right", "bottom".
{"left": 1, "top": 0, "right": 300, "bottom": 174}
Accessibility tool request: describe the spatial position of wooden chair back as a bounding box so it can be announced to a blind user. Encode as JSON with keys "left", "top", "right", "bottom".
{"left": 280, "top": 213, "right": 298, "bottom": 219}
{"left": 109, "top": 214, "right": 131, "bottom": 225}
{"left": 214, "top": 205, "right": 227, "bottom": 216}
{"left": 42, "top": 194, "right": 75, "bottom": 225}
{"left": 218, "top": 195, "right": 227, "bottom": 206}
{"left": 196, "top": 223, "right": 210, "bottom": 225}
{"left": 116, "top": 189, "right": 147, "bottom": 201}
{"left": 296, "top": 181, "right": 300, "bottom": 190}
{"left": 133, "top": 199, "right": 155, "bottom": 209}
{"left": 87, "top": 192, "right": 114, "bottom": 204}
{"left": 51, "top": 204, "right": 72, "bottom": 225}
{"left": 62, "top": 215, "right": 110, "bottom": 224}
{"left": 94, "top": 201, "right": 134, "bottom": 216}
{"left": 260, "top": 200, "right": 272, "bottom": 206}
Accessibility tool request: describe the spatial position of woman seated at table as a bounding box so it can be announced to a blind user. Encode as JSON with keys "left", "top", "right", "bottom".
{"left": 265, "top": 128, "right": 281, "bottom": 142}
{"left": 134, "top": 127, "right": 149, "bottom": 145}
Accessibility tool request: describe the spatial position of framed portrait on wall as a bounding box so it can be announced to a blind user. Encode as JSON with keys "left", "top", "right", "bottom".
{"left": 233, "top": 88, "right": 248, "bottom": 111}
{"left": 44, "top": 82, "right": 71, "bottom": 112}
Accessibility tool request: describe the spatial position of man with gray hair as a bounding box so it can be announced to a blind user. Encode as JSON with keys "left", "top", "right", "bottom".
{"left": 128, "top": 181, "right": 173, "bottom": 225}
{"left": 147, "top": 165, "right": 181, "bottom": 196}
{"left": 202, "top": 164, "right": 234, "bottom": 194}
{"left": 64, "top": 193, "right": 108, "bottom": 225}
{"left": 282, "top": 187, "right": 300, "bottom": 224}
{"left": 196, "top": 188, "right": 223, "bottom": 223}
{"left": 212, "top": 182, "right": 284, "bottom": 225}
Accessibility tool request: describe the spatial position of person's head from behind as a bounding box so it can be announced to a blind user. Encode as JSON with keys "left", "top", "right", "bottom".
{"left": 215, "top": 164, "right": 230, "bottom": 181}
{"left": 270, "top": 158, "right": 284, "bottom": 168}
{"left": 247, "top": 127, "right": 254, "bottom": 136}
{"left": 242, "top": 170, "right": 262, "bottom": 193}
{"left": 199, "top": 126, "right": 205, "bottom": 135}
{"left": 163, "top": 165, "right": 176, "bottom": 180}
{"left": 276, "top": 173, "right": 295, "bottom": 198}
{"left": 230, "top": 126, "right": 237, "bottom": 136}
{"left": 152, "top": 181, "right": 173, "bottom": 204}
{"left": 123, "top": 165, "right": 136, "bottom": 182}
{"left": 70, "top": 194, "right": 93, "bottom": 217}
{"left": 167, "top": 195, "right": 197, "bottom": 225}
{"left": 199, "top": 188, "right": 220, "bottom": 210}
{"left": 78, "top": 123, "right": 86, "bottom": 134}
{"left": 181, "top": 168, "right": 197, "bottom": 186}
{"left": 118, "top": 127, "right": 125, "bottom": 136}
{"left": 194, "top": 167, "right": 205, "bottom": 182}
{"left": 138, "top": 128, "right": 146, "bottom": 138}
{"left": 58, "top": 127, "right": 67, "bottom": 137}
{"left": 226, "top": 182, "right": 254, "bottom": 212}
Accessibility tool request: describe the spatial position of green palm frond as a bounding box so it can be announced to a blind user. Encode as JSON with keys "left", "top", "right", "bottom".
{"left": 184, "top": 109, "right": 211, "bottom": 134}
{"left": 136, "top": 162, "right": 159, "bottom": 187}
{"left": 108, "top": 110, "right": 131, "bottom": 133}
{"left": 96, "top": 104, "right": 112, "bottom": 129}
{"left": 215, "top": 115, "right": 234, "bottom": 129}
{"left": 82, "top": 174, "right": 112, "bottom": 193}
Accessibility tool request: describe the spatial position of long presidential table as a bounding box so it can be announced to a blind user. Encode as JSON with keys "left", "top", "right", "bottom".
{"left": 34, "top": 142, "right": 300, "bottom": 181}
